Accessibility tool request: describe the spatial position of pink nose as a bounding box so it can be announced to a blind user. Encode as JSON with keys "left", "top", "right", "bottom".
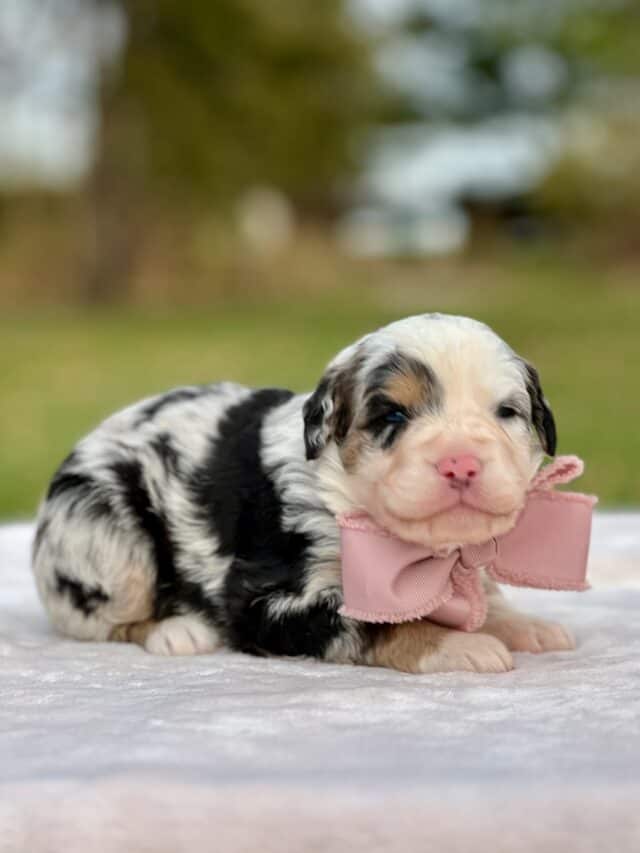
{"left": 436, "top": 454, "right": 482, "bottom": 487}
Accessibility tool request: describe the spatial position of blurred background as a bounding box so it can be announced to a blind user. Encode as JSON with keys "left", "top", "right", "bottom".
{"left": 1, "top": 0, "right": 639, "bottom": 518}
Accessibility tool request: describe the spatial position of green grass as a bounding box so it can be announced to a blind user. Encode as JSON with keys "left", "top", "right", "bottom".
{"left": 2, "top": 252, "right": 639, "bottom": 518}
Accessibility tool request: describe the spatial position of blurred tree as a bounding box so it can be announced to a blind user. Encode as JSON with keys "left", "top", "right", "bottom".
{"left": 86, "top": 0, "right": 381, "bottom": 301}
{"left": 371, "top": 0, "right": 640, "bottom": 123}
{"left": 356, "top": 0, "right": 640, "bottom": 249}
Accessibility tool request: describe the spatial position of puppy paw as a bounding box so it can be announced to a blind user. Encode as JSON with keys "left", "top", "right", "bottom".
{"left": 482, "top": 613, "right": 575, "bottom": 654}
{"left": 419, "top": 631, "right": 513, "bottom": 674}
{"left": 144, "top": 615, "right": 220, "bottom": 656}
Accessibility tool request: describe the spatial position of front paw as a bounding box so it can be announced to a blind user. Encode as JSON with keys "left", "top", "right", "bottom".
{"left": 420, "top": 631, "right": 513, "bottom": 674}
{"left": 482, "top": 613, "right": 575, "bottom": 654}
{"left": 144, "top": 615, "right": 220, "bottom": 656}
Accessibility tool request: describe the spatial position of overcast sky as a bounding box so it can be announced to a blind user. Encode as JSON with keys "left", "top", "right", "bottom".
{"left": 0, "top": 0, "right": 124, "bottom": 187}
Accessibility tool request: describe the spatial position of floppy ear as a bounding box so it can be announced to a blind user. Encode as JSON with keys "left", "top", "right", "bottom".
{"left": 524, "top": 363, "right": 557, "bottom": 456}
{"left": 303, "top": 365, "right": 358, "bottom": 460}
{"left": 303, "top": 374, "right": 333, "bottom": 460}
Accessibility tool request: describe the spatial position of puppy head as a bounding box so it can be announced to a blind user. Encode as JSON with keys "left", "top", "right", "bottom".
{"left": 304, "top": 314, "right": 556, "bottom": 548}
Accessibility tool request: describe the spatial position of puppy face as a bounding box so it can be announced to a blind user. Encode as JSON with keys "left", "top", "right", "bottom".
{"left": 304, "top": 314, "right": 556, "bottom": 548}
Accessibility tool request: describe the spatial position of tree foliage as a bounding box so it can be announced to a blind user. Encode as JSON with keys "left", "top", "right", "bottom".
{"left": 98, "top": 0, "right": 381, "bottom": 207}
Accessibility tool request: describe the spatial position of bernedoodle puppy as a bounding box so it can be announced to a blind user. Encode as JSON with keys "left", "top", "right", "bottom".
{"left": 32, "top": 313, "right": 576, "bottom": 674}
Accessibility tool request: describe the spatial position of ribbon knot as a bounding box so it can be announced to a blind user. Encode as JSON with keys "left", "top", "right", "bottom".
{"left": 337, "top": 455, "right": 596, "bottom": 631}
{"left": 458, "top": 539, "right": 497, "bottom": 572}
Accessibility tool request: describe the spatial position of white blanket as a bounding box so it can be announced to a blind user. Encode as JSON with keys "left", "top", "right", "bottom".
{"left": 1, "top": 517, "right": 639, "bottom": 853}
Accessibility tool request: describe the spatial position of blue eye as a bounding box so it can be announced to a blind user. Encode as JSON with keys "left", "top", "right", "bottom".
{"left": 384, "top": 410, "right": 408, "bottom": 425}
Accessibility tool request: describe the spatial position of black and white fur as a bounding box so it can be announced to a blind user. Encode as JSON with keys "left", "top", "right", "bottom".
{"left": 32, "top": 314, "right": 573, "bottom": 673}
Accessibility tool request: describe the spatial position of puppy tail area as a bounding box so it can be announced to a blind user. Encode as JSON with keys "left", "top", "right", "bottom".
{"left": 109, "top": 614, "right": 221, "bottom": 656}
{"left": 32, "top": 517, "right": 220, "bottom": 655}
{"left": 32, "top": 524, "right": 157, "bottom": 644}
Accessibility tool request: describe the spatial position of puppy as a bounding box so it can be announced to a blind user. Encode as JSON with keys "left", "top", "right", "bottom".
{"left": 32, "top": 314, "right": 574, "bottom": 673}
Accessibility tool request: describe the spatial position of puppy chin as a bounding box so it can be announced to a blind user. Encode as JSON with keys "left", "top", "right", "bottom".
{"left": 373, "top": 502, "right": 524, "bottom": 549}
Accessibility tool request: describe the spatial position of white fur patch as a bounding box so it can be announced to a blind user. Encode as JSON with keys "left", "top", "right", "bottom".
{"left": 144, "top": 616, "right": 221, "bottom": 656}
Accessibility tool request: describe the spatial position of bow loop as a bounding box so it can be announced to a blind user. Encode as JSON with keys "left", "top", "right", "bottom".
{"left": 529, "top": 454, "right": 584, "bottom": 492}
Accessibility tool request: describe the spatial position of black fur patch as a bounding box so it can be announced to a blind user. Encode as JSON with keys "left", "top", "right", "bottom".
{"left": 303, "top": 353, "right": 365, "bottom": 460}
{"left": 110, "top": 458, "right": 220, "bottom": 622}
{"left": 364, "top": 393, "right": 411, "bottom": 449}
{"left": 362, "top": 352, "right": 441, "bottom": 449}
{"left": 47, "top": 470, "right": 94, "bottom": 502}
{"left": 303, "top": 374, "right": 332, "bottom": 460}
{"left": 47, "top": 462, "right": 112, "bottom": 519}
{"left": 191, "top": 388, "right": 341, "bottom": 657}
{"left": 191, "top": 388, "right": 303, "bottom": 562}
{"left": 331, "top": 367, "right": 359, "bottom": 446}
{"left": 109, "top": 458, "right": 178, "bottom": 611}
{"left": 55, "top": 570, "right": 109, "bottom": 616}
{"left": 150, "top": 432, "right": 181, "bottom": 476}
{"left": 524, "top": 363, "right": 557, "bottom": 456}
{"left": 137, "top": 386, "right": 211, "bottom": 424}
{"left": 32, "top": 520, "right": 49, "bottom": 560}
{"left": 224, "top": 569, "right": 344, "bottom": 657}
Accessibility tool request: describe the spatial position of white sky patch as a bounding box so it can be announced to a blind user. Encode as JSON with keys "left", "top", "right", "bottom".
{"left": 363, "top": 115, "right": 561, "bottom": 208}
{"left": 0, "top": 0, "right": 125, "bottom": 188}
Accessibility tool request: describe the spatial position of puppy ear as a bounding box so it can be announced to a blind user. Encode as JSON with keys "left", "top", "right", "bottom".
{"left": 303, "top": 365, "right": 357, "bottom": 460}
{"left": 524, "top": 362, "right": 557, "bottom": 456}
{"left": 303, "top": 374, "right": 333, "bottom": 460}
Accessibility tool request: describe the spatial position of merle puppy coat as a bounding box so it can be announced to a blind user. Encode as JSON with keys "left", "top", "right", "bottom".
{"left": 33, "top": 314, "right": 575, "bottom": 673}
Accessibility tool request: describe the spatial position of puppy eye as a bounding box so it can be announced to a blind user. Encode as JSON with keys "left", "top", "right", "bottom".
{"left": 497, "top": 404, "right": 520, "bottom": 420}
{"left": 383, "top": 410, "right": 408, "bottom": 425}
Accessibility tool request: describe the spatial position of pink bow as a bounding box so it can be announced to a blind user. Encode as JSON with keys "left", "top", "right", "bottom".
{"left": 337, "top": 456, "right": 596, "bottom": 630}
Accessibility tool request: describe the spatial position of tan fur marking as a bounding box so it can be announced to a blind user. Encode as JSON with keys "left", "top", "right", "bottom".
{"left": 368, "top": 620, "right": 446, "bottom": 673}
{"left": 340, "top": 430, "right": 371, "bottom": 472}
{"left": 340, "top": 362, "right": 432, "bottom": 472}
{"left": 109, "top": 619, "right": 157, "bottom": 647}
{"left": 385, "top": 370, "right": 430, "bottom": 412}
{"left": 107, "top": 562, "right": 154, "bottom": 625}
{"left": 480, "top": 596, "right": 575, "bottom": 653}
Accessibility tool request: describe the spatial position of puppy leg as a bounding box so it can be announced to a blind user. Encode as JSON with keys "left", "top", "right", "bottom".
{"left": 110, "top": 614, "right": 221, "bottom": 656}
{"left": 480, "top": 576, "right": 575, "bottom": 653}
{"left": 368, "top": 621, "right": 513, "bottom": 674}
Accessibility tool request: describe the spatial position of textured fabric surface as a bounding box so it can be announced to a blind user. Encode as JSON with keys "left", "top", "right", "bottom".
{"left": 1, "top": 516, "right": 640, "bottom": 852}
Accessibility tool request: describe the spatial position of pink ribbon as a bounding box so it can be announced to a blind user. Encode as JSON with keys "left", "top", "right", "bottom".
{"left": 337, "top": 455, "right": 596, "bottom": 630}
